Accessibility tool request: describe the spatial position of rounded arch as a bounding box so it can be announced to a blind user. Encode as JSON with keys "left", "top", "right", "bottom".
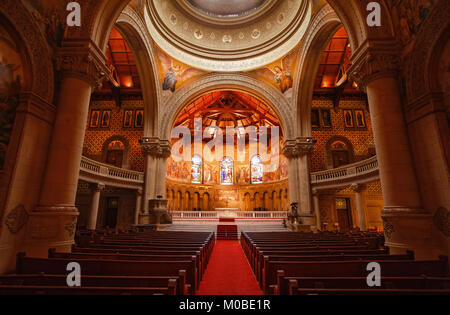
{"left": 406, "top": 0, "right": 450, "bottom": 102}
{"left": 115, "top": 6, "right": 160, "bottom": 137}
{"left": 160, "top": 73, "right": 295, "bottom": 140}
{"left": 325, "top": 136, "right": 355, "bottom": 169}
{"left": 0, "top": 1, "right": 54, "bottom": 102}
{"left": 292, "top": 4, "right": 342, "bottom": 136}
{"left": 101, "top": 136, "right": 131, "bottom": 169}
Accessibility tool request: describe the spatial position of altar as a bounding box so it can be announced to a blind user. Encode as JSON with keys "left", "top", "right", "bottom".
{"left": 215, "top": 208, "right": 239, "bottom": 218}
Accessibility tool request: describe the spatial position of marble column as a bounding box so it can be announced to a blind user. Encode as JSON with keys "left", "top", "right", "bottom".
{"left": 296, "top": 137, "right": 315, "bottom": 214}
{"left": 282, "top": 140, "right": 300, "bottom": 207}
{"left": 134, "top": 188, "right": 143, "bottom": 225}
{"left": 351, "top": 183, "right": 367, "bottom": 231}
{"left": 312, "top": 189, "right": 321, "bottom": 230}
{"left": 87, "top": 183, "right": 105, "bottom": 230}
{"left": 350, "top": 47, "right": 432, "bottom": 257}
{"left": 140, "top": 137, "right": 159, "bottom": 212}
{"left": 27, "top": 42, "right": 109, "bottom": 256}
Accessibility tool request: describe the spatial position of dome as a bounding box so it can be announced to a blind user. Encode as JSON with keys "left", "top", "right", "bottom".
{"left": 186, "top": 0, "right": 268, "bottom": 18}
{"left": 145, "top": 0, "right": 311, "bottom": 72}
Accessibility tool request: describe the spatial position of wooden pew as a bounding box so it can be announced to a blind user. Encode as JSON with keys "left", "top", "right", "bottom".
{"left": 0, "top": 285, "right": 176, "bottom": 295}
{"left": 273, "top": 273, "right": 450, "bottom": 294}
{"left": 16, "top": 253, "right": 198, "bottom": 294}
{"left": 262, "top": 256, "right": 449, "bottom": 294}
{"left": 0, "top": 274, "right": 181, "bottom": 294}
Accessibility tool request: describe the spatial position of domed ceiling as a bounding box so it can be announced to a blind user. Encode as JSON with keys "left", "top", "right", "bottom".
{"left": 145, "top": 0, "right": 311, "bottom": 72}
{"left": 186, "top": 0, "right": 267, "bottom": 18}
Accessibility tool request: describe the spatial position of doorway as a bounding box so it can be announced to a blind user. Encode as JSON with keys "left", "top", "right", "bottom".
{"left": 105, "top": 197, "right": 119, "bottom": 228}
{"left": 335, "top": 198, "right": 352, "bottom": 232}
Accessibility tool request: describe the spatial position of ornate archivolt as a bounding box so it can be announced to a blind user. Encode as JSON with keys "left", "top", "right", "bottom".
{"left": 158, "top": 73, "right": 296, "bottom": 141}
{"left": 0, "top": 0, "right": 54, "bottom": 103}
{"left": 291, "top": 3, "right": 341, "bottom": 137}
{"left": 116, "top": 5, "right": 161, "bottom": 137}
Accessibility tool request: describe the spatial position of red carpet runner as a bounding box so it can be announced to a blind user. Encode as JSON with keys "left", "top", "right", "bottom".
{"left": 197, "top": 241, "right": 262, "bottom": 295}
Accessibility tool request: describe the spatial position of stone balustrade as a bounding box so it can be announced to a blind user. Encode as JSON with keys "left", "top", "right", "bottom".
{"left": 79, "top": 155, "right": 379, "bottom": 191}
{"left": 310, "top": 156, "right": 379, "bottom": 189}
{"left": 79, "top": 156, "right": 144, "bottom": 189}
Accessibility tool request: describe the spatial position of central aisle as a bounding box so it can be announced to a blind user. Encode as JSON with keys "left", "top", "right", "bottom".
{"left": 196, "top": 241, "right": 263, "bottom": 295}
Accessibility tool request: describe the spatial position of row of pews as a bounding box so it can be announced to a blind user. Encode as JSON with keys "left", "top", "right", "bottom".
{"left": 241, "top": 231, "right": 450, "bottom": 295}
{"left": 0, "top": 230, "right": 215, "bottom": 295}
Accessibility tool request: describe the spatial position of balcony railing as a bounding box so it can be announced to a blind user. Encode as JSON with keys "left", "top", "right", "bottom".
{"left": 79, "top": 156, "right": 144, "bottom": 189}
{"left": 310, "top": 155, "right": 379, "bottom": 188}
{"left": 79, "top": 155, "right": 379, "bottom": 190}
{"left": 169, "top": 211, "right": 288, "bottom": 220}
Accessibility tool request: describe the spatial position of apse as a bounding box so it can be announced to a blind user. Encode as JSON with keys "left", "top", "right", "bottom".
{"left": 166, "top": 90, "right": 289, "bottom": 212}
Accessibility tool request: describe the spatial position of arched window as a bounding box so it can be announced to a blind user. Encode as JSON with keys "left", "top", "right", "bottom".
{"left": 251, "top": 155, "right": 263, "bottom": 184}
{"left": 220, "top": 157, "right": 234, "bottom": 185}
{"left": 191, "top": 155, "right": 203, "bottom": 184}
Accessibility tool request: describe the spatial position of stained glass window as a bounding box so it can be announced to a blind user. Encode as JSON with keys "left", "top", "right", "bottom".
{"left": 220, "top": 157, "right": 234, "bottom": 185}
{"left": 191, "top": 155, "right": 203, "bottom": 184}
{"left": 251, "top": 155, "right": 263, "bottom": 184}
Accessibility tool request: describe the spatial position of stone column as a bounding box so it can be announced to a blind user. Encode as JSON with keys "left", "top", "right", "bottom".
{"left": 27, "top": 42, "right": 109, "bottom": 255}
{"left": 296, "top": 137, "right": 315, "bottom": 214}
{"left": 134, "top": 188, "right": 143, "bottom": 225}
{"left": 312, "top": 189, "right": 321, "bottom": 230}
{"left": 282, "top": 140, "right": 300, "bottom": 206}
{"left": 154, "top": 141, "right": 171, "bottom": 198}
{"left": 140, "top": 137, "right": 159, "bottom": 212}
{"left": 349, "top": 46, "right": 431, "bottom": 257}
{"left": 87, "top": 183, "right": 105, "bottom": 230}
{"left": 351, "top": 183, "right": 367, "bottom": 231}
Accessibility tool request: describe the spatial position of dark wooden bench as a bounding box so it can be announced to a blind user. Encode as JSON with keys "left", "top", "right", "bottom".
{"left": 262, "top": 256, "right": 449, "bottom": 294}
{"left": 16, "top": 253, "right": 198, "bottom": 294}
{"left": 273, "top": 273, "right": 450, "bottom": 294}
{"left": 0, "top": 285, "right": 175, "bottom": 295}
{"left": 0, "top": 274, "right": 181, "bottom": 294}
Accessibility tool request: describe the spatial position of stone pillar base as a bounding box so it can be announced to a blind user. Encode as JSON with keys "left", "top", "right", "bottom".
{"left": 288, "top": 222, "right": 313, "bottom": 232}
{"left": 382, "top": 208, "right": 443, "bottom": 260}
{"left": 21, "top": 210, "right": 79, "bottom": 258}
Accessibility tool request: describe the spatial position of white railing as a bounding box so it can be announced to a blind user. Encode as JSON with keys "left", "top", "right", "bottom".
{"left": 169, "top": 211, "right": 288, "bottom": 220}
{"left": 310, "top": 156, "right": 379, "bottom": 187}
{"left": 79, "top": 156, "right": 144, "bottom": 188}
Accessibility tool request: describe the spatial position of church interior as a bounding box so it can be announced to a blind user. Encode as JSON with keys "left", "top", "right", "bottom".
{"left": 0, "top": 0, "right": 449, "bottom": 297}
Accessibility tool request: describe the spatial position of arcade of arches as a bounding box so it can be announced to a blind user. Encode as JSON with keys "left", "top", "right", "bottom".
{"left": 0, "top": 0, "right": 449, "bottom": 274}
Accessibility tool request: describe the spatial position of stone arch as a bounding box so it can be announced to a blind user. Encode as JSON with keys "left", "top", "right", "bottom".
{"left": 115, "top": 6, "right": 160, "bottom": 137}
{"left": 101, "top": 136, "right": 131, "bottom": 169}
{"left": 406, "top": 0, "right": 450, "bottom": 102}
{"left": 325, "top": 136, "right": 355, "bottom": 169}
{"left": 159, "top": 73, "right": 295, "bottom": 140}
{"left": 292, "top": 4, "right": 342, "bottom": 136}
{"left": 0, "top": 1, "right": 54, "bottom": 102}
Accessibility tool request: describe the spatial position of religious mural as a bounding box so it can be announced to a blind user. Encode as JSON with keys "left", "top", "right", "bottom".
{"left": 25, "top": 0, "right": 67, "bottom": 48}
{"left": 247, "top": 46, "right": 299, "bottom": 102}
{"left": 166, "top": 154, "right": 288, "bottom": 185}
{"left": 0, "top": 28, "right": 24, "bottom": 169}
{"left": 155, "top": 45, "right": 207, "bottom": 93}
{"left": 392, "top": 0, "right": 436, "bottom": 46}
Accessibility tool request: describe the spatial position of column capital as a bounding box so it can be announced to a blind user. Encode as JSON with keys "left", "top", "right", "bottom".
{"left": 311, "top": 188, "right": 320, "bottom": 196}
{"left": 136, "top": 188, "right": 143, "bottom": 196}
{"left": 348, "top": 42, "right": 401, "bottom": 92}
{"left": 350, "top": 183, "right": 366, "bottom": 193}
{"left": 282, "top": 137, "right": 315, "bottom": 158}
{"left": 140, "top": 138, "right": 172, "bottom": 158}
{"left": 90, "top": 183, "right": 105, "bottom": 192}
{"left": 56, "top": 40, "right": 110, "bottom": 89}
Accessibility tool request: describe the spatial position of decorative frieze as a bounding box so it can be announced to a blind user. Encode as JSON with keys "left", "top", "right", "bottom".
{"left": 348, "top": 45, "right": 401, "bottom": 91}
{"left": 282, "top": 137, "right": 315, "bottom": 158}
{"left": 56, "top": 41, "right": 110, "bottom": 89}
{"left": 140, "top": 138, "right": 172, "bottom": 158}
